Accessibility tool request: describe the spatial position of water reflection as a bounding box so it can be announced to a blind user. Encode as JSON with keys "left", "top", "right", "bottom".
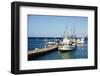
{"left": 59, "top": 51, "right": 73, "bottom": 59}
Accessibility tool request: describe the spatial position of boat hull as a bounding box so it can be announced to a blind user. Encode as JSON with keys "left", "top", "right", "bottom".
{"left": 58, "top": 45, "right": 75, "bottom": 52}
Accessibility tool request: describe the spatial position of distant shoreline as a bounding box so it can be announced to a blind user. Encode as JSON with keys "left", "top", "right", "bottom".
{"left": 28, "top": 37, "right": 63, "bottom": 39}
{"left": 28, "top": 36, "right": 88, "bottom": 39}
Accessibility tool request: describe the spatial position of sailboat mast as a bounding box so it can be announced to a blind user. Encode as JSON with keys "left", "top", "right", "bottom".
{"left": 63, "top": 25, "right": 68, "bottom": 38}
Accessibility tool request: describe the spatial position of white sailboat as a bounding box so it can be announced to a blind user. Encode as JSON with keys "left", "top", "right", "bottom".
{"left": 58, "top": 25, "right": 76, "bottom": 52}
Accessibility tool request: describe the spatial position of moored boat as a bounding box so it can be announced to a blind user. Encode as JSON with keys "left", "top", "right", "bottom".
{"left": 58, "top": 44, "right": 75, "bottom": 52}
{"left": 77, "top": 38, "right": 84, "bottom": 44}
{"left": 58, "top": 25, "right": 76, "bottom": 52}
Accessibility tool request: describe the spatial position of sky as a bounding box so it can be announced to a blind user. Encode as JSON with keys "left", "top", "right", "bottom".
{"left": 28, "top": 15, "right": 88, "bottom": 37}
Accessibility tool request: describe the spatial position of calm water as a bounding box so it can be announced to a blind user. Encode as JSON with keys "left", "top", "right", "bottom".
{"left": 28, "top": 37, "right": 88, "bottom": 60}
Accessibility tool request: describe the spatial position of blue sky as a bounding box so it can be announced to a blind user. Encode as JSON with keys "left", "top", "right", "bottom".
{"left": 28, "top": 15, "right": 88, "bottom": 37}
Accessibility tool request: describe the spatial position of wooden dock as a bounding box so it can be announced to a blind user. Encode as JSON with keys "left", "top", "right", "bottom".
{"left": 28, "top": 45, "right": 58, "bottom": 60}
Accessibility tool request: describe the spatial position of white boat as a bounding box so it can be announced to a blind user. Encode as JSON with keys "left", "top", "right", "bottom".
{"left": 58, "top": 38, "right": 76, "bottom": 51}
{"left": 58, "top": 44, "right": 75, "bottom": 51}
{"left": 47, "top": 42, "right": 56, "bottom": 44}
{"left": 77, "top": 38, "right": 84, "bottom": 44}
{"left": 58, "top": 31, "right": 76, "bottom": 51}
